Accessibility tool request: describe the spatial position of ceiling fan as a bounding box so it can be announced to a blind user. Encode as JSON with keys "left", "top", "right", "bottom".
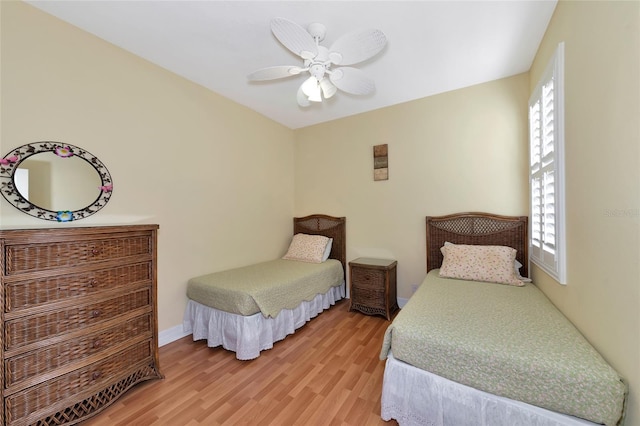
{"left": 247, "top": 17, "right": 387, "bottom": 107}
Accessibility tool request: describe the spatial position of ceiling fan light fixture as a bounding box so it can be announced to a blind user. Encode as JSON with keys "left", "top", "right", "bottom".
{"left": 320, "top": 78, "right": 337, "bottom": 99}
{"left": 296, "top": 86, "right": 311, "bottom": 107}
{"left": 301, "top": 76, "right": 322, "bottom": 102}
{"left": 307, "top": 88, "right": 322, "bottom": 103}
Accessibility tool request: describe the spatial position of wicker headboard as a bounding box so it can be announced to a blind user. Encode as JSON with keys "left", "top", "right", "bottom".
{"left": 293, "top": 214, "right": 347, "bottom": 274}
{"left": 426, "top": 212, "right": 528, "bottom": 277}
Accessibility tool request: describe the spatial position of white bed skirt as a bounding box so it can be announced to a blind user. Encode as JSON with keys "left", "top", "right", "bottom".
{"left": 381, "top": 352, "right": 598, "bottom": 426}
{"left": 183, "top": 284, "right": 345, "bottom": 360}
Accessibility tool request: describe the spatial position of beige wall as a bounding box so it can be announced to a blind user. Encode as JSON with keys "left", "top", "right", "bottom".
{"left": 3, "top": 1, "right": 638, "bottom": 424}
{"left": 0, "top": 1, "right": 296, "bottom": 330}
{"left": 528, "top": 1, "right": 640, "bottom": 424}
{"left": 294, "top": 73, "right": 530, "bottom": 298}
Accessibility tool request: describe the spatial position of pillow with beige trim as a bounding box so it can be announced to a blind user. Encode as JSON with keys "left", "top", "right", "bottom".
{"left": 283, "top": 233, "right": 331, "bottom": 263}
{"left": 439, "top": 243, "right": 524, "bottom": 286}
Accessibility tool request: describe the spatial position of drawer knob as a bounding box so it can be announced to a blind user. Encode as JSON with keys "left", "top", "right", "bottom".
{"left": 90, "top": 309, "right": 102, "bottom": 318}
{"left": 92, "top": 339, "right": 102, "bottom": 349}
{"left": 90, "top": 247, "right": 103, "bottom": 256}
{"left": 88, "top": 278, "right": 98, "bottom": 287}
{"left": 91, "top": 371, "right": 102, "bottom": 381}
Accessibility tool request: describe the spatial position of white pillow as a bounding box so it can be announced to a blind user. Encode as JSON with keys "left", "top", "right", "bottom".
{"left": 514, "top": 259, "right": 532, "bottom": 282}
{"left": 283, "top": 233, "right": 330, "bottom": 263}
{"left": 322, "top": 238, "right": 333, "bottom": 262}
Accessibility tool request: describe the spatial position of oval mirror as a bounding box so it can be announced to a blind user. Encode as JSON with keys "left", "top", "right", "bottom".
{"left": 0, "top": 142, "right": 113, "bottom": 222}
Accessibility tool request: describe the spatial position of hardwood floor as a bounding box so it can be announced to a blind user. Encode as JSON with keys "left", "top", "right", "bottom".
{"left": 83, "top": 300, "right": 399, "bottom": 426}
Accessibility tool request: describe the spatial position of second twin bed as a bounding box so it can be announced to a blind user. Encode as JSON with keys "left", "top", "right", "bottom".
{"left": 183, "top": 214, "right": 346, "bottom": 360}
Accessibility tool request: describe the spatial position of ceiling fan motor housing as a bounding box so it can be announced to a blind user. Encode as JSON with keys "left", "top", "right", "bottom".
{"left": 309, "top": 64, "right": 326, "bottom": 80}
{"left": 307, "top": 22, "right": 326, "bottom": 42}
{"left": 308, "top": 45, "right": 330, "bottom": 81}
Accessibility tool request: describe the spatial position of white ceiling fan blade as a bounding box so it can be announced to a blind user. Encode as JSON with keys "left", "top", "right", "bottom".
{"left": 328, "top": 29, "right": 387, "bottom": 65}
{"left": 296, "top": 84, "right": 311, "bottom": 107}
{"left": 329, "top": 67, "right": 375, "bottom": 95}
{"left": 271, "top": 17, "right": 318, "bottom": 60}
{"left": 247, "top": 65, "right": 304, "bottom": 81}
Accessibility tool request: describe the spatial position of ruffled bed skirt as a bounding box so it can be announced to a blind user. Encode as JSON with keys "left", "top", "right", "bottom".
{"left": 381, "top": 352, "right": 597, "bottom": 426}
{"left": 183, "top": 284, "right": 345, "bottom": 360}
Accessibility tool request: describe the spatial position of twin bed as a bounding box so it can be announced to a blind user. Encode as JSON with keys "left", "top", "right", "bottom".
{"left": 182, "top": 211, "right": 626, "bottom": 426}
{"left": 183, "top": 214, "right": 346, "bottom": 360}
{"left": 379, "top": 212, "right": 627, "bottom": 426}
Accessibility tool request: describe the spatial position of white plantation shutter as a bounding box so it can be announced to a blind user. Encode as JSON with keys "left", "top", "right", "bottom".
{"left": 529, "top": 43, "right": 566, "bottom": 284}
{"left": 530, "top": 175, "right": 542, "bottom": 248}
{"left": 530, "top": 99, "right": 542, "bottom": 251}
{"left": 543, "top": 170, "right": 556, "bottom": 254}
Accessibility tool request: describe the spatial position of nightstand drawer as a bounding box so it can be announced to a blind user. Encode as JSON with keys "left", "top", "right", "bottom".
{"left": 351, "top": 287, "right": 385, "bottom": 309}
{"left": 351, "top": 268, "right": 385, "bottom": 289}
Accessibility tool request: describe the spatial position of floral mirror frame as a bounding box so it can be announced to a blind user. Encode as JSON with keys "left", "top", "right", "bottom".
{"left": 0, "top": 142, "right": 113, "bottom": 222}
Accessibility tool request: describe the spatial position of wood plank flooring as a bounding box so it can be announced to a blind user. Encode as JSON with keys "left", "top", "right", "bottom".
{"left": 83, "top": 300, "right": 399, "bottom": 426}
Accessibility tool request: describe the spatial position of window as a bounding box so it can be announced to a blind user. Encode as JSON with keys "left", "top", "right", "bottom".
{"left": 529, "top": 42, "right": 566, "bottom": 284}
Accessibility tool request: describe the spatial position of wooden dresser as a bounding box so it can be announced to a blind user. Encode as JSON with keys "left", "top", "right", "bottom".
{"left": 0, "top": 225, "right": 162, "bottom": 426}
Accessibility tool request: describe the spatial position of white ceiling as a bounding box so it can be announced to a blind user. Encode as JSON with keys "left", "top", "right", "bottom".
{"left": 26, "top": 1, "right": 557, "bottom": 130}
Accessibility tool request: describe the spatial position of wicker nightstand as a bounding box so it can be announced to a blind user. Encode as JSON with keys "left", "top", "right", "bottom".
{"left": 349, "top": 257, "right": 398, "bottom": 320}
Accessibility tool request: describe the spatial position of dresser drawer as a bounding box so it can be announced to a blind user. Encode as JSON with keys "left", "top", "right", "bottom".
{"left": 5, "top": 287, "right": 152, "bottom": 350}
{"left": 5, "top": 313, "right": 153, "bottom": 389}
{"left": 5, "top": 262, "right": 152, "bottom": 313}
{"left": 4, "top": 340, "right": 153, "bottom": 426}
{"left": 351, "top": 268, "right": 385, "bottom": 289}
{"left": 3, "top": 234, "right": 153, "bottom": 276}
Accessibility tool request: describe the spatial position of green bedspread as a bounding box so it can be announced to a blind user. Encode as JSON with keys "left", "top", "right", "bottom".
{"left": 380, "top": 270, "right": 626, "bottom": 426}
{"left": 187, "top": 259, "right": 344, "bottom": 318}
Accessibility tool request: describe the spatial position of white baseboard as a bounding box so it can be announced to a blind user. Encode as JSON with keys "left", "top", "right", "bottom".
{"left": 159, "top": 324, "right": 190, "bottom": 347}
